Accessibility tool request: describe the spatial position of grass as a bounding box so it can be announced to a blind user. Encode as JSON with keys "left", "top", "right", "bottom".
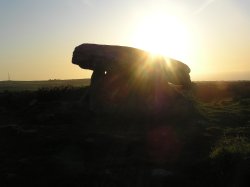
{"left": 210, "top": 135, "right": 250, "bottom": 160}
{"left": 0, "top": 80, "right": 250, "bottom": 186}
{"left": 0, "top": 79, "right": 90, "bottom": 92}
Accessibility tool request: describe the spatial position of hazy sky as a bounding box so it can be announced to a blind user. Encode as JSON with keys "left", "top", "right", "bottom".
{"left": 1, "top": 0, "right": 250, "bottom": 81}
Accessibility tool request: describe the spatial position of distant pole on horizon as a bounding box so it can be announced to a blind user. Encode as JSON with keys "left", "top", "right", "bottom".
{"left": 8, "top": 72, "right": 11, "bottom": 81}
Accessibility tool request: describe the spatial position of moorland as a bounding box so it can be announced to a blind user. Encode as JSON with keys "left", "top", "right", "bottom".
{"left": 0, "top": 79, "right": 249, "bottom": 186}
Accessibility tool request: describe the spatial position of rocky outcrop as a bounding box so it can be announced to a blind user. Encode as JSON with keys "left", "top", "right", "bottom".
{"left": 72, "top": 43, "right": 192, "bottom": 115}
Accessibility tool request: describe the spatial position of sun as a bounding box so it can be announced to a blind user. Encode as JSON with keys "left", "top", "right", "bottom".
{"left": 132, "top": 13, "right": 191, "bottom": 62}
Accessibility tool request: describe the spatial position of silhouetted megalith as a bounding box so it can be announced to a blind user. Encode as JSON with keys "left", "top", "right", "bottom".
{"left": 72, "top": 43, "right": 192, "bottom": 115}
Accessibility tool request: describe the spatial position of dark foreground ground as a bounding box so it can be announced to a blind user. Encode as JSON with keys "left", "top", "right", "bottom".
{"left": 0, "top": 80, "right": 250, "bottom": 186}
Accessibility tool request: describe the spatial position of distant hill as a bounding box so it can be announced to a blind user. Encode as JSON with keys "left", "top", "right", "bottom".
{"left": 0, "top": 79, "right": 90, "bottom": 92}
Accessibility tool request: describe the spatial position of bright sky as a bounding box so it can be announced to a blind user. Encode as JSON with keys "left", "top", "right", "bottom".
{"left": 1, "top": 0, "right": 250, "bottom": 81}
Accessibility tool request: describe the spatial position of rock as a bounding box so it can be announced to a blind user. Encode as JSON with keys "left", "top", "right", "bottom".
{"left": 72, "top": 44, "right": 190, "bottom": 85}
{"left": 72, "top": 43, "right": 150, "bottom": 71}
{"left": 72, "top": 43, "right": 192, "bottom": 115}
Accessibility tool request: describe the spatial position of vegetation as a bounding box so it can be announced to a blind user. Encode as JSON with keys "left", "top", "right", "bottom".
{"left": 0, "top": 79, "right": 90, "bottom": 92}
{"left": 0, "top": 80, "right": 249, "bottom": 186}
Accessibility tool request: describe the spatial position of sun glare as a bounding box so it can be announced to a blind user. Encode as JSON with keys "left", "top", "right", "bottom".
{"left": 132, "top": 13, "right": 191, "bottom": 62}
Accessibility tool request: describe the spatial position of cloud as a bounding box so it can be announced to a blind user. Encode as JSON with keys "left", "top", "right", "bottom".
{"left": 193, "top": 0, "right": 216, "bottom": 15}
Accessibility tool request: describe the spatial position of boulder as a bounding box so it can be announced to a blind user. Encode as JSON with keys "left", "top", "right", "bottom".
{"left": 72, "top": 43, "right": 192, "bottom": 114}
{"left": 72, "top": 43, "right": 150, "bottom": 71}
{"left": 72, "top": 44, "right": 190, "bottom": 85}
